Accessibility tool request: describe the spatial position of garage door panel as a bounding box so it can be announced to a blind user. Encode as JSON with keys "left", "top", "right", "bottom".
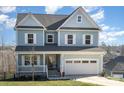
{"left": 65, "top": 60, "right": 98, "bottom": 75}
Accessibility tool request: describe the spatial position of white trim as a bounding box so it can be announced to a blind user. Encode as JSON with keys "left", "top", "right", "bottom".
{"left": 46, "top": 33, "right": 54, "bottom": 44}
{"left": 15, "top": 28, "right": 44, "bottom": 31}
{"left": 17, "top": 13, "right": 46, "bottom": 30}
{"left": 58, "top": 29, "right": 99, "bottom": 32}
{"left": 43, "top": 30, "right": 45, "bottom": 46}
{"left": 60, "top": 54, "right": 64, "bottom": 75}
{"left": 65, "top": 34, "right": 76, "bottom": 45}
{"left": 22, "top": 55, "right": 24, "bottom": 66}
{"left": 34, "top": 34, "right": 36, "bottom": 44}
{"left": 83, "top": 34, "right": 93, "bottom": 45}
{"left": 25, "top": 33, "right": 37, "bottom": 45}
{"left": 76, "top": 15, "right": 82, "bottom": 23}
{"left": 17, "top": 51, "right": 106, "bottom": 55}
{"left": 58, "top": 30, "right": 60, "bottom": 46}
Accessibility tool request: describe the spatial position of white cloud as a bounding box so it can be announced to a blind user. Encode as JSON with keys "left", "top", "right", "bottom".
{"left": 100, "top": 31, "right": 124, "bottom": 43}
{"left": 45, "top": 6, "right": 63, "bottom": 14}
{"left": 100, "top": 24, "right": 110, "bottom": 31}
{"left": 91, "top": 9, "right": 104, "bottom": 23}
{"left": 0, "top": 7, "right": 16, "bottom": 13}
{"left": 0, "top": 14, "right": 16, "bottom": 28}
{"left": 83, "top": 6, "right": 100, "bottom": 13}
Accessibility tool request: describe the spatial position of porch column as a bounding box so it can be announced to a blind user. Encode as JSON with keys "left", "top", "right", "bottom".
{"left": 60, "top": 54, "right": 64, "bottom": 77}
{"left": 16, "top": 53, "right": 18, "bottom": 73}
{"left": 43, "top": 54, "right": 45, "bottom": 72}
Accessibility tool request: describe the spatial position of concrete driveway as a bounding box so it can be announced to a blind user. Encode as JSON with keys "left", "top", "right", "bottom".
{"left": 76, "top": 76, "right": 124, "bottom": 86}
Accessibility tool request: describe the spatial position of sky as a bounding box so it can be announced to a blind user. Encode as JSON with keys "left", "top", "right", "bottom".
{"left": 0, "top": 6, "right": 124, "bottom": 46}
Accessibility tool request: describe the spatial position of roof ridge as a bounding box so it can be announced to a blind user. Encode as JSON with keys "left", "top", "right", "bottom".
{"left": 17, "top": 13, "right": 69, "bottom": 16}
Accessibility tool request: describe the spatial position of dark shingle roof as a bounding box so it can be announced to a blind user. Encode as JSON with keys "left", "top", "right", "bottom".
{"left": 15, "top": 45, "right": 105, "bottom": 52}
{"left": 105, "top": 56, "right": 124, "bottom": 72}
{"left": 16, "top": 13, "right": 68, "bottom": 30}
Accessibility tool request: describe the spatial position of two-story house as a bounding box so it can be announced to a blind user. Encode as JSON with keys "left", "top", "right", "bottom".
{"left": 15, "top": 7, "right": 105, "bottom": 78}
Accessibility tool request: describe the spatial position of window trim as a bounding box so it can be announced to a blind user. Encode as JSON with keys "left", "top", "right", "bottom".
{"left": 22, "top": 55, "right": 40, "bottom": 67}
{"left": 46, "top": 34, "right": 54, "bottom": 44}
{"left": 77, "top": 15, "right": 82, "bottom": 23}
{"left": 25, "top": 33, "right": 36, "bottom": 44}
{"left": 65, "top": 34, "right": 76, "bottom": 45}
{"left": 83, "top": 34, "right": 93, "bottom": 45}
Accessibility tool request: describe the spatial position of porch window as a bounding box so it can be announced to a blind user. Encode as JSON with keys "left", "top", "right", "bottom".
{"left": 24, "top": 56, "right": 30, "bottom": 65}
{"left": 24, "top": 55, "right": 38, "bottom": 66}
{"left": 47, "top": 34, "right": 54, "bottom": 43}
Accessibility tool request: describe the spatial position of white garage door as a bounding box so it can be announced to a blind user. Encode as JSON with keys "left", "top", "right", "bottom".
{"left": 113, "top": 74, "right": 123, "bottom": 78}
{"left": 65, "top": 59, "right": 98, "bottom": 75}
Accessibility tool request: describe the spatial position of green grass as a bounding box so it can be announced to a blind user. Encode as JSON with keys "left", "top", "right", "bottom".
{"left": 107, "top": 77, "right": 124, "bottom": 82}
{"left": 0, "top": 80, "right": 99, "bottom": 86}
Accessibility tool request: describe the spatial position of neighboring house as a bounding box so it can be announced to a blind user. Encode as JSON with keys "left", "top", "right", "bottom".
{"left": 104, "top": 56, "right": 124, "bottom": 78}
{"left": 15, "top": 7, "right": 105, "bottom": 78}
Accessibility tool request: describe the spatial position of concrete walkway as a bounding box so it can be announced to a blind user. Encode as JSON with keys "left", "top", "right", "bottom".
{"left": 76, "top": 76, "right": 124, "bottom": 86}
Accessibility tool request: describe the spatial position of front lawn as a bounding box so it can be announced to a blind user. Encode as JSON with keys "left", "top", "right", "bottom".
{"left": 0, "top": 80, "right": 99, "bottom": 86}
{"left": 107, "top": 77, "right": 124, "bottom": 82}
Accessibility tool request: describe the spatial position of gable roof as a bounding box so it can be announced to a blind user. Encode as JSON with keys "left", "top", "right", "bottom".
{"left": 16, "top": 13, "right": 68, "bottom": 30}
{"left": 57, "top": 7, "right": 101, "bottom": 30}
{"left": 15, "top": 7, "right": 101, "bottom": 30}
{"left": 105, "top": 56, "right": 124, "bottom": 72}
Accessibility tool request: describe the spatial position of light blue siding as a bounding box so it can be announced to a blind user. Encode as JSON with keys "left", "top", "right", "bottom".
{"left": 17, "top": 30, "right": 44, "bottom": 46}
{"left": 45, "top": 31, "right": 58, "bottom": 44}
{"left": 59, "top": 31, "right": 98, "bottom": 46}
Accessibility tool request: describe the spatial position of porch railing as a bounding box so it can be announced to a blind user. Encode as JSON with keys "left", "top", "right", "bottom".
{"left": 18, "top": 65, "right": 47, "bottom": 72}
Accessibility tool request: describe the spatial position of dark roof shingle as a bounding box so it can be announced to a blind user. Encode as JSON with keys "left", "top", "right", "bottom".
{"left": 16, "top": 13, "right": 68, "bottom": 30}
{"left": 15, "top": 45, "right": 105, "bottom": 52}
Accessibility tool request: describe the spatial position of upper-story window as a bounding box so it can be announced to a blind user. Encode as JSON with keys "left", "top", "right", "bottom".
{"left": 25, "top": 33, "right": 36, "bottom": 44}
{"left": 47, "top": 34, "right": 54, "bottom": 43}
{"left": 68, "top": 35, "right": 73, "bottom": 44}
{"left": 77, "top": 15, "right": 82, "bottom": 23}
{"left": 83, "top": 34, "right": 93, "bottom": 45}
{"left": 65, "top": 34, "right": 76, "bottom": 45}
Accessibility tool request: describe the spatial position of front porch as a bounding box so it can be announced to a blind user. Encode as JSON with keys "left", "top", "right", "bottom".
{"left": 16, "top": 54, "right": 64, "bottom": 78}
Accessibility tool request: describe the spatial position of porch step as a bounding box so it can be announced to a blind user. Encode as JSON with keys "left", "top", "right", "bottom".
{"left": 48, "top": 70, "right": 60, "bottom": 77}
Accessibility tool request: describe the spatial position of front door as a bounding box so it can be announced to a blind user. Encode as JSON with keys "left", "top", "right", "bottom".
{"left": 46, "top": 55, "right": 57, "bottom": 70}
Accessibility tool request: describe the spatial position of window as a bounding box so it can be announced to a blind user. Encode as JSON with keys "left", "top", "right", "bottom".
{"left": 74, "top": 60, "right": 81, "bottom": 63}
{"left": 67, "top": 35, "right": 73, "bottom": 44}
{"left": 28, "top": 34, "right": 34, "bottom": 44}
{"left": 24, "top": 56, "right": 30, "bottom": 65}
{"left": 82, "top": 60, "right": 89, "bottom": 63}
{"left": 85, "top": 35, "right": 92, "bottom": 45}
{"left": 77, "top": 15, "right": 82, "bottom": 23}
{"left": 66, "top": 61, "right": 72, "bottom": 63}
{"left": 25, "top": 33, "right": 36, "bottom": 44}
{"left": 47, "top": 34, "right": 54, "bottom": 43}
{"left": 24, "top": 55, "right": 38, "bottom": 66}
{"left": 90, "top": 60, "right": 97, "bottom": 63}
